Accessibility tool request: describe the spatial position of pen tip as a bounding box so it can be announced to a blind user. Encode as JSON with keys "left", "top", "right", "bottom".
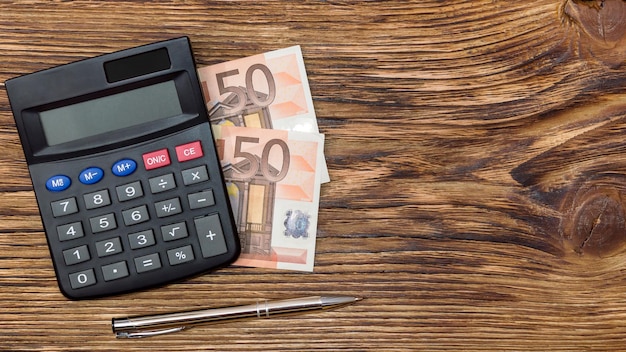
{"left": 320, "top": 295, "right": 364, "bottom": 307}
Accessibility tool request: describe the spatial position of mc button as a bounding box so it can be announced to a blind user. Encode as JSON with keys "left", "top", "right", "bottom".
{"left": 46, "top": 175, "right": 71, "bottom": 192}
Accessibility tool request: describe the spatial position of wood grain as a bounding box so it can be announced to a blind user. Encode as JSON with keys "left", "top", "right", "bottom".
{"left": 2, "top": 0, "right": 626, "bottom": 350}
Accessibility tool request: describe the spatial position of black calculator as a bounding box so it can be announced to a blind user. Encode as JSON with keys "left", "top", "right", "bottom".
{"left": 5, "top": 37, "right": 240, "bottom": 299}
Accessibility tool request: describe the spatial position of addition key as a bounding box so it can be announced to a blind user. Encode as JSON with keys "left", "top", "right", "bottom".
{"left": 194, "top": 214, "right": 228, "bottom": 258}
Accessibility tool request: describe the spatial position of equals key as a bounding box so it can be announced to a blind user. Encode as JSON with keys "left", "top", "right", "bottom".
{"left": 134, "top": 253, "right": 161, "bottom": 273}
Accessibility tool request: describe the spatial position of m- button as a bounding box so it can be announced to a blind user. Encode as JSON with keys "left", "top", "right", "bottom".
{"left": 175, "top": 141, "right": 203, "bottom": 162}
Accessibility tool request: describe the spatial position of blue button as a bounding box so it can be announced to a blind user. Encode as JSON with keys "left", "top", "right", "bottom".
{"left": 46, "top": 175, "right": 71, "bottom": 192}
{"left": 112, "top": 159, "right": 137, "bottom": 177}
{"left": 79, "top": 167, "right": 104, "bottom": 185}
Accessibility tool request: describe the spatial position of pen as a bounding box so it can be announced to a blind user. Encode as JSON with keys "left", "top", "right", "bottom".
{"left": 112, "top": 295, "right": 363, "bottom": 338}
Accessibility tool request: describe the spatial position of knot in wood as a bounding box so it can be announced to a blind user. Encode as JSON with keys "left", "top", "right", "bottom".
{"left": 561, "top": 183, "right": 626, "bottom": 257}
{"left": 562, "top": 0, "right": 626, "bottom": 66}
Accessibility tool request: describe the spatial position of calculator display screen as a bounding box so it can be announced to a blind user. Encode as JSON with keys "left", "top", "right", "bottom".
{"left": 39, "top": 80, "right": 183, "bottom": 146}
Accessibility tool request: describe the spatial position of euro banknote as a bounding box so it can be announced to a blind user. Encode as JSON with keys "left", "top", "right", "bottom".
{"left": 197, "top": 45, "right": 329, "bottom": 183}
{"left": 212, "top": 125, "right": 323, "bottom": 272}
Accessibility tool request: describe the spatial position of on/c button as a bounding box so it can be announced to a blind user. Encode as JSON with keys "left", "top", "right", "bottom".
{"left": 175, "top": 141, "right": 203, "bottom": 162}
{"left": 142, "top": 148, "right": 171, "bottom": 170}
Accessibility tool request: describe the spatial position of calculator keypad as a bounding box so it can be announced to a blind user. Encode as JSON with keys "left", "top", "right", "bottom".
{"left": 31, "top": 129, "right": 238, "bottom": 299}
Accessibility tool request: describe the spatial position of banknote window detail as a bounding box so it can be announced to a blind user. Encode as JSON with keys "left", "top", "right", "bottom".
{"left": 244, "top": 112, "right": 262, "bottom": 128}
{"left": 247, "top": 184, "right": 266, "bottom": 225}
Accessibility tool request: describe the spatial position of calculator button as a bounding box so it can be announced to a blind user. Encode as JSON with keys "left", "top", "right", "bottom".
{"left": 79, "top": 167, "right": 104, "bottom": 185}
{"left": 122, "top": 205, "right": 150, "bottom": 226}
{"left": 89, "top": 213, "right": 117, "bottom": 233}
{"left": 57, "top": 222, "right": 84, "bottom": 242}
{"left": 51, "top": 197, "right": 78, "bottom": 217}
{"left": 46, "top": 175, "right": 71, "bottom": 192}
{"left": 128, "top": 230, "right": 156, "bottom": 249}
{"left": 69, "top": 269, "right": 96, "bottom": 289}
{"left": 116, "top": 181, "right": 143, "bottom": 202}
{"left": 143, "top": 148, "right": 171, "bottom": 170}
{"left": 102, "top": 261, "right": 129, "bottom": 281}
{"left": 182, "top": 165, "right": 209, "bottom": 185}
{"left": 175, "top": 141, "right": 203, "bottom": 162}
{"left": 112, "top": 159, "right": 137, "bottom": 177}
{"left": 161, "top": 221, "right": 188, "bottom": 242}
{"left": 95, "top": 237, "right": 123, "bottom": 257}
{"left": 167, "top": 245, "right": 195, "bottom": 265}
{"left": 155, "top": 197, "right": 182, "bottom": 218}
{"left": 63, "top": 245, "right": 90, "bottom": 265}
{"left": 83, "top": 189, "right": 111, "bottom": 210}
{"left": 134, "top": 253, "right": 161, "bottom": 273}
{"left": 149, "top": 173, "right": 176, "bottom": 193}
{"left": 194, "top": 214, "right": 228, "bottom": 258}
{"left": 188, "top": 189, "right": 215, "bottom": 209}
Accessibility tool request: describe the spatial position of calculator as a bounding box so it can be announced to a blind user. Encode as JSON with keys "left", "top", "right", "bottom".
{"left": 5, "top": 37, "right": 240, "bottom": 299}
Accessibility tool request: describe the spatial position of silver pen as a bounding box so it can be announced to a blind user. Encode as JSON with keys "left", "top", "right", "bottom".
{"left": 112, "top": 295, "right": 363, "bottom": 338}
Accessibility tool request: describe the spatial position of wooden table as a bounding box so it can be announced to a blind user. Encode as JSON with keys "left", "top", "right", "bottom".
{"left": 2, "top": 1, "right": 626, "bottom": 350}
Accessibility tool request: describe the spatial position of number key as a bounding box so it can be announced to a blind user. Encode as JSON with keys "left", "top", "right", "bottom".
{"left": 51, "top": 197, "right": 78, "bottom": 217}
{"left": 122, "top": 205, "right": 150, "bottom": 226}
{"left": 84, "top": 189, "right": 111, "bottom": 209}
{"left": 63, "top": 245, "right": 90, "bottom": 265}
{"left": 69, "top": 269, "right": 96, "bottom": 289}
{"left": 116, "top": 181, "right": 143, "bottom": 202}
{"left": 128, "top": 230, "right": 156, "bottom": 249}
{"left": 95, "top": 237, "right": 123, "bottom": 257}
{"left": 89, "top": 213, "right": 117, "bottom": 233}
{"left": 57, "top": 222, "right": 84, "bottom": 242}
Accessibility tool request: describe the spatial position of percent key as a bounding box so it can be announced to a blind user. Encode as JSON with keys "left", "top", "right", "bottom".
{"left": 167, "top": 245, "right": 194, "bottom": 265}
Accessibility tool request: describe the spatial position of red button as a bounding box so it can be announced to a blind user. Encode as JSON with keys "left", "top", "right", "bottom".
{"left": 175, "top": 141, "right": 203, "bottom": 162}
{"left": 142, "top": 148, "right": 171, "bottom": 170}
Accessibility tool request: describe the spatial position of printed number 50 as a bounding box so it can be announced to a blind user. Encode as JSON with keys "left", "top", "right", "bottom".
{"left": 233, "top": 136, "right": 290, "bottom": 182}
{"left": 215, "top": 64, "right": 276, "bottom": 115}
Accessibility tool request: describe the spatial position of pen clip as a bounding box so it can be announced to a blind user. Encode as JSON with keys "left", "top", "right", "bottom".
{"left": 115, "top": 326, "right": 186, "bottom": 339}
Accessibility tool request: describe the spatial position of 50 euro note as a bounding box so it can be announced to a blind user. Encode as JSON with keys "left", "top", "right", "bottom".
{"left": 197, "top": 45, "right": 329, "bottom": 183}
{"left": 212, "top": 124, "right": 323, "bottom": 272}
